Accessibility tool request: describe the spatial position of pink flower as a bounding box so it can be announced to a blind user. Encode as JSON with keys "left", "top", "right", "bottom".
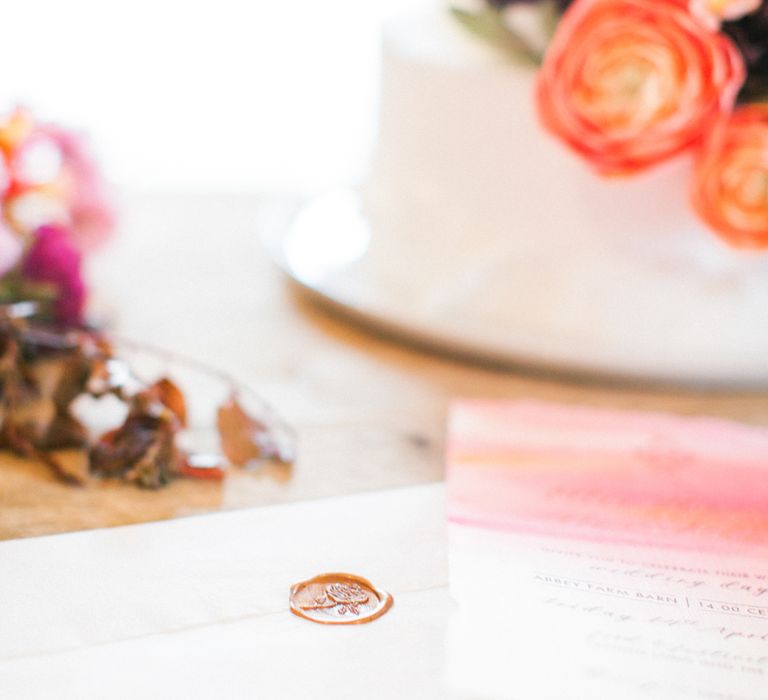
{"left": 22, "top": 224, "right": 86, "bottom": 325}
{"left": 0, "top": 109, "right": 115, "bottom": 251}
{"left": 44, "top": 127, "right": 116, "bottom": 251}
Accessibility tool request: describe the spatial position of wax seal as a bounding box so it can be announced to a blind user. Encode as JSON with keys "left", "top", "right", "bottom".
{"left": 289, "top": 572, "right": 393, "bottom": 625}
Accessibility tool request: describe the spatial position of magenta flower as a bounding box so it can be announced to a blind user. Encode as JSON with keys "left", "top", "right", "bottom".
{"left": 22, "top": 224, "right": 86, "bottom": 325}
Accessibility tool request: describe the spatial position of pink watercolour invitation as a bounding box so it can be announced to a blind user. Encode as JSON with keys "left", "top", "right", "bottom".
{"left": 448, "top": 400, "right": 768, "bottom": 554}
{"left": 446, "top": 401, "right": 768, "bottom": 700}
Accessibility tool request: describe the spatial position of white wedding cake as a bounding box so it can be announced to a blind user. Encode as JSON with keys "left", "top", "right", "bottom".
{"left": 362, "top": 11, "right": 768, "bottom": 384}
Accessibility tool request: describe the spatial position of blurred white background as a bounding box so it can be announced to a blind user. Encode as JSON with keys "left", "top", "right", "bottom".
{"left": 0, "top": 0, "right": 428, "bottom": 192}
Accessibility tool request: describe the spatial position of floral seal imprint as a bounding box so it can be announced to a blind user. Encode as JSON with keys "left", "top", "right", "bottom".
{"left": 289, "top": 573, "right": 393, "bottom": 625}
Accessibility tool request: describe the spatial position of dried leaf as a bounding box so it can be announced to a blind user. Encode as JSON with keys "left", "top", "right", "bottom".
{"left": 217, "top": 393, "right": 270, "bottom": 466}
{"left": 151, "top": 377, "right": 187, "bottom": 427}
{"left": 90, "top": 388, "right": 183, "bottom": 488}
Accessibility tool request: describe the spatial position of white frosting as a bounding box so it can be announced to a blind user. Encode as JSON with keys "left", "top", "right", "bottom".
{"left": 363, "top": 13, "right": 768, "bottom": 382}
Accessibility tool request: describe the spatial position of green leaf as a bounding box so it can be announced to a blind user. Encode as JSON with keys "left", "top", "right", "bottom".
{"left": 539, "top": 0, "right": 562, "bottom": 40}
{"left": 450, "top": 6, "right": 543, "bottom": 67}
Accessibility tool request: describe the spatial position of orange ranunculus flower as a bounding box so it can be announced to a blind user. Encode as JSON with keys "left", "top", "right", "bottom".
{"left": 691, "top": 105, "right": 768, "bottom": 248}
{"left": 536, "top": 0, "right": 746, "bottom": 175}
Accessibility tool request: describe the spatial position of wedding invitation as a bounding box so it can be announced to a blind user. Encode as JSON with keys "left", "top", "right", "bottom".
{"left": 446, "top": 401, "right": 768, "bottom": 700}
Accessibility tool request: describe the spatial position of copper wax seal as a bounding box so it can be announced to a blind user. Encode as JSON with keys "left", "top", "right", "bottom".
{"left": 289, "top": 572, "right": 393, "bottom": 625}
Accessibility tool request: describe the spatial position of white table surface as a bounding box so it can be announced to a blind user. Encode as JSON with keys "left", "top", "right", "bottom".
{"left": 0, "top": 484, "right": 452, "bottom": 699}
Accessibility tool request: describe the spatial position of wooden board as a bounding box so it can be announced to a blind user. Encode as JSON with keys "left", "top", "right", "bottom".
{"left": 2, "top": 191, "right": 767, "bottom": 540}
